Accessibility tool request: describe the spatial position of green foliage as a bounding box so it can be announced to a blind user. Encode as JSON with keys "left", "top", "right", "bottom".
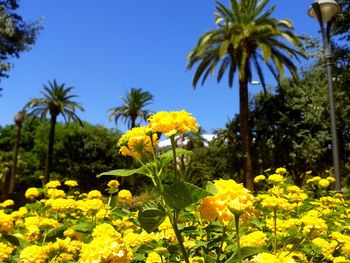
{"left": 138, "top": 200, "right": 167, "bottom": 233}
{"left": 163, "top": 182, "right": 212, "bottom": 211}
{"left": 0, "top": 121, "right": 125, "bottom": 195}
{"left": 0, "top": 0, "right": 42, "bottom": 87}
{"left": 108, "top": 87, "right": 154, "bottom": 129}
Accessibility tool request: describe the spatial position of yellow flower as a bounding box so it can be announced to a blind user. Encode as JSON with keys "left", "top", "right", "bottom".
{"left": 118, "top": 126, "right": 158, "bottom": 159}
{"left": 47, "top": 188, "right": 66, "bottom": 199}
{"left": 267, "top": 173, "right": 285, "bottom": 183}
{"left": 79, "top": 236, "right": 128, "bottom": 263}
{"left": 319, "top": 179, "right": 330, "bottom": 188}
{"left": 198, "top": 196, "right": 219, "bottom": 222}
{"left": 45, "top": 180, "right": 61, "bottom": 188}
{"left": 312, "top": 237, "right": 338, "bottom": 260}
{"left": 148, "top": 110, "right": 199, "bottom": 137}
{"left": 20, "top": 245, "right": 47, "bottom": 263}
{"left": 240, "top": 231, "right": 267, "bottom": 247}
{"left": 333, "top": 256, "right": 350, "bottom": 263}
{"left": 117, "top": 190, "right": 132, "bottom": 206}
{"left": 254, "top": 175, "right": 266, "bottom": 183}
{"left": 87, "top": 190, "right": 103, "bottom": 200}
{"left": 0, "top": 242, "right": 14, "bottom": 261}
{"left": 146, "top": 251, "right": 162, "bottom": 263}
{"left": 25, "top": 187, "right": 40, "bottom": 200}
{"left": 306, "top": 176, "right": 321, "bottom": 184}
{"left": 107, "top": 179, "right": 120, "bottom": 189}
{"left": 275, "top": 167, "right": 287, "bottom": 174}
{"left": 0, "top": 211, "right": 14, "bottom": 233}
{"left": 64, "top": 180, "right": 78, "bottom": 187}
{"left": 0, "top": 199, "right": 14, "bottom": 208}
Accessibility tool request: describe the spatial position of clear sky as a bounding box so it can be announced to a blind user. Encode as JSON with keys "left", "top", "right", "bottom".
{"left": 0, "top": 0, "right": 317, "bottom": 133}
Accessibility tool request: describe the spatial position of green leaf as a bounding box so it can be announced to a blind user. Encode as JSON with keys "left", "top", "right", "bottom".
{"left": 158, "top": 148, "right": 192, "bottom": 168}
{"left": 138, "top": 200, "right": 167, "bottom": 233}
{"left": 1, "top": 234, "right": 20, "bottom": 246}
{"left": 225, "top": 246, "right": 267, "bottom": 262}
{"left": 45, "top": 226, "right": 66, "bottom": 242}
{"left": 73, "top": 222, "right": 94, "bottom": 233}
{"left": 97, "top": 167, "right": 144, "bottom": 178}
{"left": 163, "top": 182, "right": 212, "bottom": 211}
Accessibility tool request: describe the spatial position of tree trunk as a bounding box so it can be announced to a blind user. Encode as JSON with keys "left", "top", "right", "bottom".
{"left": 239, "top": 79, "right": 254, "bottom": 191}
{"left": 44, "top": 115, "right": 57, "bottom": 183}
{"left": 9, "top": 124, "right": 22, "bottom": 194}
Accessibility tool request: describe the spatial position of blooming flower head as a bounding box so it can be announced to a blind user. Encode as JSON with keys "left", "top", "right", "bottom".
{"left": 107, "top": 179, "right": 120, "bottom": 189}
{"left": 118, "top": 126, "right": 158, "bottom": 160}
{"left": 20, "top": 245, "right": 47, "bottom": 263}
{"left": 319, "top": 178, "right": 330, "bottom": 188}
{"left": 0, "top": 199, "right": 14, "bottom": 208}
{"left": 146, "top": 251, "right": 162, "bottom": 263}
{"left": 254, "top": 175, "right": 266, "bottom": 183}
{"left": 267, "top": 173, "right": 286, "bottom": 183}
{"left": 0, "top": 242, "right": 15, "bottom": 262}
{"left": 148, "top": 110, "right": 199, "bottom": 137}
{"left": 45, "top": 180, "right": 61, "bottom": 189}
{"left": 117, "top": 190, "right": 133, "bottom": 206}
{"left": 0, "top": 211, "right": 14, "bottom": 233}
{"left": 25, "top": 187, "right": 40, "bottom": 200}
{"left": 240, "top": 231, "right": 267, "bottom": 247}
{"left": 64, "top": 180, "right": 78, "bottom": 187}
{"left": 275, "top": 167, "right": 287, "bottom": 175}
{"left": 87, "top": 190, "right": 103, "bottom": 200}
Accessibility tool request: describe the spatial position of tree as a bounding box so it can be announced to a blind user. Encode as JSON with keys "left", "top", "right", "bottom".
{"left": 108, "top": 87, "right": 154, "bottom": 129}
{"left": 332, "top": 0, "right": 350, "bottom": 42}
{"left": 0, "top": 0, "right": 41, "bottom": 92}
{"left": 187, "top": 0, "right": 303, "bottom": 191}
{"left": 24, "top": 80, "right": 84, "bottom": 183}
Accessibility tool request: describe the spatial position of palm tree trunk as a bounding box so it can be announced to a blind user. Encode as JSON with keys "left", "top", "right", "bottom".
{"left": 44, "top": 115, "right": 57, "bottom": 183}
{"left": 239, "top": 79, "right": 254, "bottom": 191}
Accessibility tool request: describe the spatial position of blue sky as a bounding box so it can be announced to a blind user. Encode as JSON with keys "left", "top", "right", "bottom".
{"left": 0, "top": 0, "right": 317, "bottom": 133}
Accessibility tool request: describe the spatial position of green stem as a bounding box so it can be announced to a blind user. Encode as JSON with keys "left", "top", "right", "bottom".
{"left": 217, "top": 226, "right": 226, "bottom": 262}
{"left": 170, "top": 136, "right": 178, "bottom": 183}
{"left": 235, "top": 214, "right": 242, "bottom": 263}
{"left": 171, "top": 211, "right": 189, "bottom": 263}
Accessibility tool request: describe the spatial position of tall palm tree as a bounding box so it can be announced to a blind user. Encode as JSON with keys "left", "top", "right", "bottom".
{"left": 25, "top": 80, "right": 84, "bottom": 183}
{"left": 108, "top": 87, "right": 154, "bottom": 129}
{"left": 187, "top": 0, "right": 303, "bottom": 191}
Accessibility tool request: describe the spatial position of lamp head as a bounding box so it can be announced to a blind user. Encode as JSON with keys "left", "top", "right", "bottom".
{"left": 308, "top": 0, "right": 340, "bottom": 23}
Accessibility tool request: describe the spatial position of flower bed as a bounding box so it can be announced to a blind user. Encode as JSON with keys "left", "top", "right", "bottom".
{"left": 1, "top": 110, "right": 350, "bottom": 262}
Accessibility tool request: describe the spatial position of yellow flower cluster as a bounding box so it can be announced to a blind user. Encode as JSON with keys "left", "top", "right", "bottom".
{"left": 240, "top": 231, "right": 267, "bottom": 247}
{"left": 0, "top": 210, "right": 14, "bottom": 233}
{"left": 0, "top": 242, "right": 14, "bottom": 261}
{"left": 198, "top": 179, "right": 254, "bottom": 226}
{"left": 24, "top": 187, "right": 40, "bottom": 200}
{"left": 306, "top": 175, "right": 335, "bottom": 188}
{"left": 80, "top": 224, "right": 129, "bottom": 263}
{"left": 0, "top": 199, "right": 14, "bottom": 208}
{"left": 117, "top": 189, "right": 133, "bottom": 207}
{"left": 148, "top": 110, "right": 199, "bottom": 137}
{"left": 64, "top": 180, "right": 78, "bottom": 187}
{"left": 118, "top": 126, "right": 158, "bottom": 159}
{"left": 312, "top": 237, "right": 338, "bottom": 260}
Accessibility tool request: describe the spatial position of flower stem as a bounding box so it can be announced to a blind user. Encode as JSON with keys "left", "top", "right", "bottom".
{"left": 217, "top": 226, "right": 226, "bottom": 262}
{"left": 235, "top": 214, "right": 242, "bottom": 263}
{"left": 170, "top": 136, "right": 178, "bottom": 183}
{"left": 171, "top": 211, "right": 189, "bottom": 263}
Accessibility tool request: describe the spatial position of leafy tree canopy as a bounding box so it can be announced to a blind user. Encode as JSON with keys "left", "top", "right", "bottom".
{"left": 0, "top": 0, "right": 42, "bottom": 92}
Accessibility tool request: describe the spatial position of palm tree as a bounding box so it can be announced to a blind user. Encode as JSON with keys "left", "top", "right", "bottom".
{"left": 108, "top": 87, "right": 154, "bottom": 129}
{"left": 187, "top": 0, "right": 303, "bottom": 191}
{"left": 25, "top": 80, "right": 84, "bottom": 183}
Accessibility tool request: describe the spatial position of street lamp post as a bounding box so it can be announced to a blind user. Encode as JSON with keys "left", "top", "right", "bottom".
{"left": 9, "top": 111, "right": 25, "bottom": 194}
{"left": 308, "top": 0, "right": 341, "bottom": 191}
